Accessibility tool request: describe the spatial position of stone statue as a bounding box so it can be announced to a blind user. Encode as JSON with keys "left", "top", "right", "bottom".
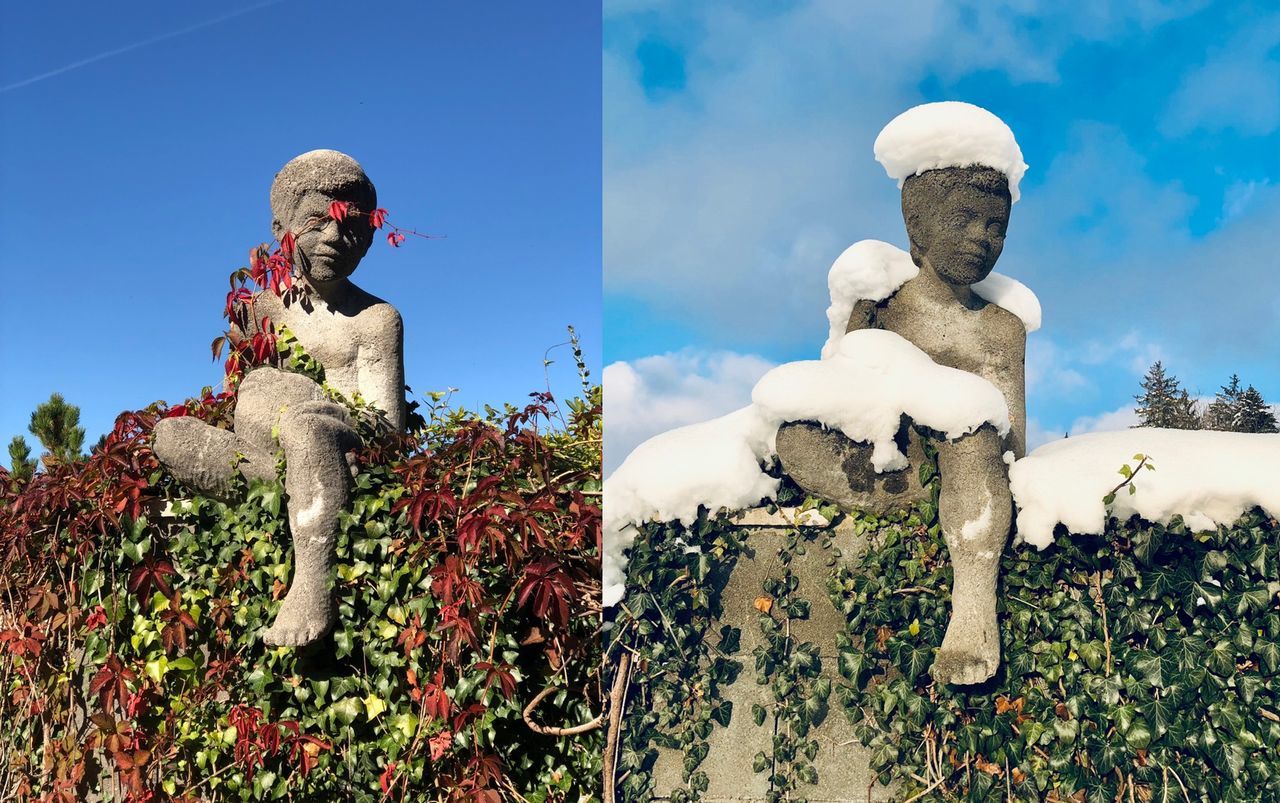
{"left": 153, "top": 150, "right": 405, "bottom": 648}
{"left": 778, "top": 165, "right": 1025, "bottom": 685}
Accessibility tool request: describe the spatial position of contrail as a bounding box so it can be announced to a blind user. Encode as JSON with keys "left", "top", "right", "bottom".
{"left": 0, "top": 0, "right": 287, "bottom": 94}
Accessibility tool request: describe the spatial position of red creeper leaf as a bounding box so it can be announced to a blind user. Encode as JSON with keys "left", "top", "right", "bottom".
{"left": 327, "top": 200, "right": 350, "bottom": 222}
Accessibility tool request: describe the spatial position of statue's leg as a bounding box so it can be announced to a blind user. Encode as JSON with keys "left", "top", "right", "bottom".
{"left": 152, "top": 417, "right": 274, "bottom": 501}
{"left": 154, "top": 367, "right": 333, "bottom": 499}
{"left": 234, "top": 367, "right": 328, "bottom": 446}
{"left": 260, "top": 408, "right": 361, "bottom": 647}
{"left": 930, "top": 425, "right": 1012, "bottom": 686}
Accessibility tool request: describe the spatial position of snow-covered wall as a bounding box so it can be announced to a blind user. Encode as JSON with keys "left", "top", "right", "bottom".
{"left": 1010, "top": 429, "right": 1280, "bottom": 549}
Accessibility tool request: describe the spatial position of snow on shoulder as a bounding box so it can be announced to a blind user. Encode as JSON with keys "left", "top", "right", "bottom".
{"left": 821, "top": 241, "right": 1041, "bottom": 356}
{"left": 874, "top": 101, "right": 1029, "bottom": 203}
{"left": 602, "top": 406, "right": 780, "bottom": 607}
{"left": 1009, "top": 429, "right": 1280, "bottom": 549}
{"left": 755, "top": 329, "right": 1010, "bottom": 473}
{"left": 972, "top": 272, "right": 1041, "bottom": 333}
{"left": 822, "top": 241, "right": 918, "bottom": 358}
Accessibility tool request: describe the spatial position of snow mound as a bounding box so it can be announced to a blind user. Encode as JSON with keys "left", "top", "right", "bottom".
{"left": 821, "top": 241, "right": 1040, "bottom": 356}
{"left": 755, "top": 329, "right": 1011, "bottom": 473}
{"left": 972, "top": 272, "right": 1041, "bottom": 333}
{"left": 821, "top": 241, "right": 919, "bottom": 358}
{"left": 1009, "top": 429, "right": 1280, "bottom": 549}
{"left": 602, "top": 406, "right": 781, "bottom": 607}
{"left": 874, "top": 102, "right": 1029, "bottom": 203}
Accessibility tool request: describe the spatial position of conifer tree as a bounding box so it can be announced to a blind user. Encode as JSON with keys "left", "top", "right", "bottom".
{"left": 1134, "top": 362, "right": 1199, "bottom": 429}
{"left": 28, "top": 392, "right": 86, "bottom": 468}
{"left": 7, "top": 436, "right": 35, "bottom": 482}
{"left": 1235, "top": 386, "right": 1279, "bottom": 433}
{"left": 1202, "top": 374, "right": 1243, "bottom": 431}
{"left": 1171, "top": 388, "right": 1201, "bottom": 430}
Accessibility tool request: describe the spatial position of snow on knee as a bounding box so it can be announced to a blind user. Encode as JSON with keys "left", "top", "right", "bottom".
{"left": 755, "top": 329, "right": 1010, "bottom": 473}
{"left": 1008, "top": 429, "right": 1280, "bottom": 549}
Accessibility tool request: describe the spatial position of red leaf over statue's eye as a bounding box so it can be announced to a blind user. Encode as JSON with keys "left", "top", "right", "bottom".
{"left": 387, "top": 232, "right": 406, "bottom": 248}
{"left": 327, "top": 200, "right": 349, "bottom": 222}
{"left": 369, "top": 208, "right": 388, "bottom": 229}
{"left": 280, "top": 231, "right": 296, "bottom": 260}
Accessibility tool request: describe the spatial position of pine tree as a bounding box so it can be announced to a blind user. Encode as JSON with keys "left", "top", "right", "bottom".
{"left": 7, "top": 436, "right": 36, "bottom": 482}
{"left": 1134, "top": 362, "right": 1199, "bottom": 429}
{"left": 1235, "top": 386, "right": 1279, "bottom": 433}
{"left": 1202, "top": 374, "right": 1243, "bottom": 431}
{"left": 28, "top": 392, "right": 86, "bottom": 468}
{"left": 1172, "top": 388, "right": 1201, "bottom": 430}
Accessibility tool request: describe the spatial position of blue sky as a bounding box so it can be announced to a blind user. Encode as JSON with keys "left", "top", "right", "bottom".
{"left": 603, "top": 0, "right": 1280, "bottom": 470}
{"left": 1, "top": 1, "right": 600, "bottom": 453}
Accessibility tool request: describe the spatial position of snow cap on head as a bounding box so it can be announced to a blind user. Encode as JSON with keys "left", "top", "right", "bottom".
{"left": 874, "top": 102, "right": 1028, "bottom": 203}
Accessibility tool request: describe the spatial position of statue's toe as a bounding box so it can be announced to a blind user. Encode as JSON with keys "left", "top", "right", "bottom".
{"left": 932, "top": 615, "right": 1000, "bottom": 685}
{"left": 262, "top": 589, "right": 336, "bottom": 648}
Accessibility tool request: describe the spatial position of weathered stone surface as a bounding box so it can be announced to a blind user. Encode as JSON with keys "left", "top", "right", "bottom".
{"left": 930, "top": 425, "right": 1011, "bottom": 685}
{"left": 775, "top": 420, "right": 931, "bottom": 517}
{"left": 652, "top": 515, "right": 895, "bottom": 802}
{"left": 152, "top": 150, "right": 405, "bottom": 650}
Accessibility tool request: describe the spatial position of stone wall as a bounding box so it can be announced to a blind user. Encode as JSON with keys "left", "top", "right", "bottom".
{"left": 648, "top": 508, "right": 895, "bottom": 802}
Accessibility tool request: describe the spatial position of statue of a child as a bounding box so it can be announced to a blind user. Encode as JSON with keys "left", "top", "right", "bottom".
{"left": 153, "top": 150, "right": 405, "bottom": 648}
{"left": 845, "top": 164, "right": 1025, "bottom": 685}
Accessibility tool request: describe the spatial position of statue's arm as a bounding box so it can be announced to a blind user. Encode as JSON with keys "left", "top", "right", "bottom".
{"left": 845, "top": 298, "right": 879, "bottom": 333}
{"left": 1009, "top": 332, "right": 1027, "bottom": 459}
{"left": 359, "top": 305, "right": 407, "bottom": 432}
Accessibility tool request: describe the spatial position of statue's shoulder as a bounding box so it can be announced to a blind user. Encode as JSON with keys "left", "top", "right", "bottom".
{"left": 980, "top": 298, "right": 1024, "bottom": 329}
{"left": 879, "top": 273, "right": 924, "bottom": 311}
{"left": 353, "top": 291, "right": 403, "bottom": 340}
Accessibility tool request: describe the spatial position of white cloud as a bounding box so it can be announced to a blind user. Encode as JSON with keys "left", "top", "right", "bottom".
{"left": 1026, "top": 339, "right": 1090, "bottom": 396}
{"left": 1221, "top": 178, "right": 1272, "bottom": 222}
{"left": 1069, "top": 404, "right": 1140, "bottom": 436}
{"left": 604, "top": 349, "right": 776, "bottom": 475}
{"left": 1026, "top": 417, "right": 1064, "bottom": 451}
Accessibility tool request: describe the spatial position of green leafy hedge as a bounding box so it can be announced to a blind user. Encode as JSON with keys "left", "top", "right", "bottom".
{"left": 838, "top": 504, "right": 1280, "bottom": 802}
{"left": 1, "top": 383, "right": 602, "bottom": 802}
{"left": 608, "top": 475, "right": 1280, "bottom": 802}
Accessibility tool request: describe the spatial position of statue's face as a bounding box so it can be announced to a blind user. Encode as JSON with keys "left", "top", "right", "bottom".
{"left": 913, "top": 183, "right": 1010, "bottom": 286}
{"left": 279, "top": 189, "right": 375, "bottom": 284}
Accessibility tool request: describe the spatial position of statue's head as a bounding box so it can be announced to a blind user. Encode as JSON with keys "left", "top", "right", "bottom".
{"left": 270, "top": 150, "right": 378, "bottom": 284}
{"left": 901, "top": 165, "right": 1010, "bottom": 287}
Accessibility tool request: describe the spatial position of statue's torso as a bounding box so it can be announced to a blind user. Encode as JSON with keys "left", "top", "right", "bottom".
{"left": 873, "top": 276, "right": 1027, "bottom": 455}
{"left": 251, "top": 286, "right": 399, "bottom": 407}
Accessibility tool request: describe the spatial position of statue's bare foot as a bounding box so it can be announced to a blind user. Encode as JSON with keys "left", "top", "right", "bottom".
{"left": 931, "top": 611, "right": 1000, "bottom": 686}
{"left": 262, "top": 587, "right": 335, "bottom": 648}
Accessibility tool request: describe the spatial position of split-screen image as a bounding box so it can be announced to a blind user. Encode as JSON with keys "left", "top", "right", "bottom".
{"left": 3, "top": 2, "right": 1280, "bottom": 802}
